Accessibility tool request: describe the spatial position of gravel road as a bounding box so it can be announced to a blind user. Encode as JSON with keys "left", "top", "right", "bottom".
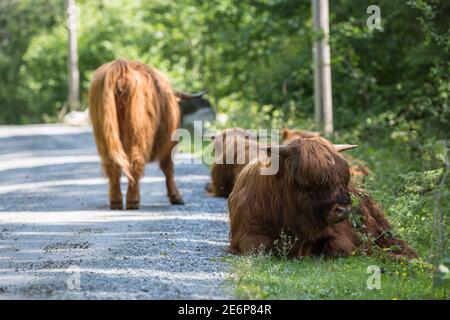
{"left": 0, "top": 124, "right": 232, "bottom": 299}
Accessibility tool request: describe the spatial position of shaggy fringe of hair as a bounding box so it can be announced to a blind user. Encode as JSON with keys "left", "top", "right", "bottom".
{"left": 282, "top": 128, "right": 370, "bottom": 179}
{"left": 209, "top": 128, "right": 321, "bottom": 197}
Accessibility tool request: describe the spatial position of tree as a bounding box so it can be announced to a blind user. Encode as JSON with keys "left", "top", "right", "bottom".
{"left": 0, "top": 0, "right": 63, "bottom": 123}
{"left": 67, "top": 0, "right": 80, "bottom": 111}
{"left": 312, "top": 0, "right": 333, "bottom": 135}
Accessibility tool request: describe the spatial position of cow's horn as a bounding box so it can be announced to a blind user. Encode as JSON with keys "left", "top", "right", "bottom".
{"left": 175, "top": 90, "right": 206, "bottom": 99}
{"left": 334, "top": 144, "right": 358, "bottom": 152}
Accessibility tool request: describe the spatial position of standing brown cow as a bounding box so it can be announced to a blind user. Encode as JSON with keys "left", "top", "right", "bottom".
{"left": 228, "top": 137, "right": 417, "bottom": 260}
{"left": 89, "top": 59, "right": 184, "bottom": 209}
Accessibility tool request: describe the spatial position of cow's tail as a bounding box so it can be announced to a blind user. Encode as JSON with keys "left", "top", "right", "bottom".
{"left": 88, "top": 60, "right": 134, "bottom": 182}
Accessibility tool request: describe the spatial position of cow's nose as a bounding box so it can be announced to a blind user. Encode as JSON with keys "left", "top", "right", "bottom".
{"left": 336, "top": 205, "right": 351, "bottom": 218}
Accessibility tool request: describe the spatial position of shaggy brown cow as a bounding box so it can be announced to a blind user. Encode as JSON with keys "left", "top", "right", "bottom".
{"left": 228, "top": 137, "right": 417, "bottom": 260}
{"left": 207, "top": 128, "right": 317, "bottom": 197}
{"left": 207, "top": 128, "right": 259, "bottom": 197}
{"left": 281, "top": 128, "right": 370, "bottom": 180}
{"left": 89, "top": 59, "right": 184, "bottom": 209}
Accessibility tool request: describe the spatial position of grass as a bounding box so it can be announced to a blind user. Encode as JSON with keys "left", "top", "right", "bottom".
{"left": 228, "top": 255, "right": 447, "bottom": 299}
{"left": 223, "top": 124, "right": 449, "bottom": 300}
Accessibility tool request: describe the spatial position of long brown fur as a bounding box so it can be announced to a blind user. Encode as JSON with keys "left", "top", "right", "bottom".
{"left": 208, "top": 128, "right": 317, "bottom": 197}
{"left": 207, "top": 128, "right": 370, "bottom": 198}
{"left": 208, "top": 128, "right": 259, "bottom": 197}
{"left": 282, "top": 128, "right": 370, "bottom": 181}
{"left": 89, "top": 59, "right": 183, "bottom": 209}
{"left": 228, "top": 137, "right": 417, "bottom": 260}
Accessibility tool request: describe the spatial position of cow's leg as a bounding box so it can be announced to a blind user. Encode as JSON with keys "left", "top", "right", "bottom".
{"left": 236, "top": 234, "right": 273, "bottom": 255}
{"left": 104, "top": 161, "right": 123, "bottom": 210}
{"left": 321, "top": 236, "right": 358, "bottom": 258}
{"left": 160, "top": 155, "right": 184, "bottom": 205}
{"left": 126, "top": 156, "right": 145, "bottom": 210}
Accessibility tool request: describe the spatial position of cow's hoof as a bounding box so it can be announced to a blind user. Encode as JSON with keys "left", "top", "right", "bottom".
{"left": 169, "top": 195, "right": 184, "bottom": 205}
{"left": 110, "top": 200, "right": 123, "bottom": 210}
{"left": 126, "top": 200, "right": 140, "bottom": 210}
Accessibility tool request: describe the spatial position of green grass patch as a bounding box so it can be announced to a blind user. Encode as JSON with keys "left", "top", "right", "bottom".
{"left": 228, "top": 254, "right": 447, "bottom": 300}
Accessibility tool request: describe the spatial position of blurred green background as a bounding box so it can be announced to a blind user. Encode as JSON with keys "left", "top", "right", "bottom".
{"left": 0, "top": 0, "right": 448, "bottom": 136}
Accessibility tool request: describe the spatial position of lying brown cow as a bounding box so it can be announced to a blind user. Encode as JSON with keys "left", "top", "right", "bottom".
{"left": 207, "top": 128, "right": 259, "bottom": 197}
{"left": 89, "top": 59, "right": 185, "bottom": 209}
{"left": 228, "top": 137, "right": 417, "bottom": 260}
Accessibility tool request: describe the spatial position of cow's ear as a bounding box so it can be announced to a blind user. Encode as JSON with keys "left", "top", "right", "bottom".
{"left": 263, "top": 145, "right": 290, "bottom": 157}
{"left": 281, "top": 129, "right": 289, "bottom": 140}
{"left": 334, "top": 144, "right": 358, "bottom": 152}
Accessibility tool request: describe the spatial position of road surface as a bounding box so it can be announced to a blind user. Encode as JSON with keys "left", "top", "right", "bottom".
{"left": 0, "top": 125, "right": 232, "bottom": 299}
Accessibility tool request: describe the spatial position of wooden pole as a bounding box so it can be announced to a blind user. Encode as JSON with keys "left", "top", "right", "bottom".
{"left": 312, "top": 0, "right": 333, "bottom": 135}
{"left": 67, "top": 0, "right": 80, "bottom": 111}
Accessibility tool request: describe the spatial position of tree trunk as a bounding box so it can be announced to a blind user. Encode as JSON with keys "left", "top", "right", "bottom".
{"left": 67, "top": 0, "right": 80, "bottom": 111}
{"left": 312, "top": 0, "right": 333, "bottom": 135}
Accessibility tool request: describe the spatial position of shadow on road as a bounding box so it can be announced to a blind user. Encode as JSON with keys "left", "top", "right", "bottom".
{"left": 0, "top": 125, "right": 231, "bottom": 299}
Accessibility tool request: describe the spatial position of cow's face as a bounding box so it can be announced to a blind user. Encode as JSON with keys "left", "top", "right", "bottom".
{"left": 269, "top": 137, "right": 356, "bottom": 228}
{"left": 311, "top": 184, "right": 352, "bottom": 226}
{"left": 175, "top": 91, "right": 212, "bottom": 117}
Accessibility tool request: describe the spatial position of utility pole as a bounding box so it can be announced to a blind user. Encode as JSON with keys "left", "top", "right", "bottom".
{"left": 67, "top": 0, "right": 80, "bottom": 111}
{"left": 312, "top": 0, "right": 333, "bottom": 135}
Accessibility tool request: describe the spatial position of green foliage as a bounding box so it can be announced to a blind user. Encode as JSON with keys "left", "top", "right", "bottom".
{"left": 0, "top": 0, "right": 63, "bottom": 123}
{"left": 272, "top": 229, "right": 299, "bottom": 260}
{"left": 1, "top": 0, "right": 449, "bottom": 133}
